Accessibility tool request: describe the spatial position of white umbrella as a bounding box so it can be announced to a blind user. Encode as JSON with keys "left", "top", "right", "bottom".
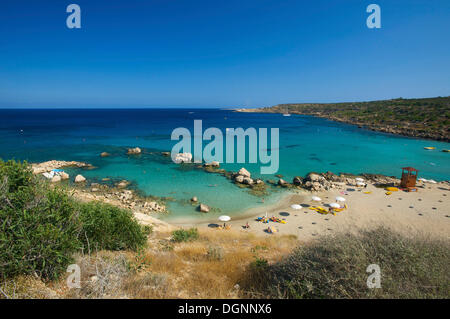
{"left": 355, "top": 177, "right": 364, "bottom": 182}
{"left": 311, "top": 196, "right": 321, "bottom": 202}
{"left": 218, "top": 215, "right": 231, "bottom": 222}
{"left": 291, "top": 204, "right": 302, "bottom": 210}
{"left": 335, "top": 196, "right": 346, "bottom": 202}
{"left": 329, "top": 203, "right": 340, "bottom": 208}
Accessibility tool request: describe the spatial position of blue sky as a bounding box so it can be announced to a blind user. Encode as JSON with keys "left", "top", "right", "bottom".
{"left": 0, "top": 0, "right": 449, "bottom": 108}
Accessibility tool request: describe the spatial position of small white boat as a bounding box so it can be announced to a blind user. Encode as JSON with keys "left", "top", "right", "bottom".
{"left": 282, "top": 113, "right": 291, "bottom": 117}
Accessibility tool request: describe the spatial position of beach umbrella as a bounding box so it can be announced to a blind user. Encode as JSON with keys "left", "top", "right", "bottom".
{"left": 291, "top": 204, "right": 302, "bottom": 210}
{"left": 329, "top": 203, "right": 340, "bottom": 208}
{"left": 218, "top": 215, "right": 231, "bottom": 222}
{"left": 311, "top": 196, "right": 321, "bottom": 202}
{"left": 335, "top": 196, "right": 346, "bottom": 202}
{"left": 356, "top": 182, "right": 365, "bottom": 187}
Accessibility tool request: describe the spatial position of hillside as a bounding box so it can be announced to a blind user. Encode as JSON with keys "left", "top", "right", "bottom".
{"left": 238, "top": 97, "right": 450, "bottom": 142}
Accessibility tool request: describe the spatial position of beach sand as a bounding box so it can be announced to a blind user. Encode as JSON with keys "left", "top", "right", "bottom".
{"left": 192, "top": 182, "right": 450, "bottom": 241}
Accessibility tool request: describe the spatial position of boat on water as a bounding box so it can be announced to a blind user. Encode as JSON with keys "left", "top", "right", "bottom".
{"left": 282, "top": 113, "right": 291, "bottom": 117}
{"left": 424, "top": 147, "right": 436, "bottom": 150}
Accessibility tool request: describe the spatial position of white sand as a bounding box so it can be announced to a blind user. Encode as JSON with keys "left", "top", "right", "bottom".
{"left": 194, "top": 182, "right": 450, "bottom": 241}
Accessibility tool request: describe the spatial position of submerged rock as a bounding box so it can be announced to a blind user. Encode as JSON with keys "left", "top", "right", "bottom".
{"left": 100, "top": 152, "right": 111, "bottom": 157}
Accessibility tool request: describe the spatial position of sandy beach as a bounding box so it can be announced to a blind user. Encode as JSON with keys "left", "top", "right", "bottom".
{"left": 192, "top": 181, "right": 450, "bottom": 241}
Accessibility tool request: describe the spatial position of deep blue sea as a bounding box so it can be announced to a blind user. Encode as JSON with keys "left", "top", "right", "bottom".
{"left": 1, "top": 108, "right": 449, "bottom": 222}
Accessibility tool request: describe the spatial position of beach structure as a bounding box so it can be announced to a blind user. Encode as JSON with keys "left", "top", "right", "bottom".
{"left": 400, "top": 167, "right": 418, "bottom": 188}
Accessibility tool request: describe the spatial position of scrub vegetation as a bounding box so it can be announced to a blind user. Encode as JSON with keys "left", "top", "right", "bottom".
{"left": 251, "top": 96, "right": 450, "bottom": 142}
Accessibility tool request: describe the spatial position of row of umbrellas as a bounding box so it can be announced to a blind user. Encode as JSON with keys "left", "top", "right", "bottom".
{"left": 214, "top": 178, "right": 362, "bottom": 222}
{"left": 290, "top": 195, "right": 346, "bottom": 210}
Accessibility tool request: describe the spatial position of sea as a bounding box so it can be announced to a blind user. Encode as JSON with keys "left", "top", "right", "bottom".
{"left": 0, "top": 108, "right": 449, "bottom": 222}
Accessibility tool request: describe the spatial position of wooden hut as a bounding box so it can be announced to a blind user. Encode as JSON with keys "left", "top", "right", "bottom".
{"left": 400, "top": 167, "right": 418, "bottom": 188}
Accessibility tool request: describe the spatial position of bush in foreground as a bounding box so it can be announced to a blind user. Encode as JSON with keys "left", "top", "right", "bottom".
{"left": 172, "top": 228, "right": 199, "bottom": 243}
{"left": 0, "top": 159, "right": 149, "bottom": 280}
{"left": 0, "top": 160, "right": 82, "bottom": 280}
{"left": 243, "top": 227, "right": 450, "bottom": 298}
{"left": 79, "top": 201, "right": 150, "bottom": 251}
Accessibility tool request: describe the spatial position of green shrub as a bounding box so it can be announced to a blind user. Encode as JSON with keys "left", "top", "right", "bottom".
{"left": 172, "top": 228, "right": 199, "bottom": 243}
{"left": 0, "top": 160, "right": 82, "bottom": 280}
{"left": 78, "top": 201, "right": 149, "bottom": 251}
{"left": 243, "top": 227, "right": 450, "bottom": 299}
{"left": 0, "top": 159, "right": 150, "bottom": 280}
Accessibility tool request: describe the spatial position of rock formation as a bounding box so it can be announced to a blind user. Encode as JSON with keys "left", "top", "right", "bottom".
{"left": 127, "top": 147, "right": 142, "bottom": 155}
{"left": 74, "top": 174, "right": 86, "bottom": 183}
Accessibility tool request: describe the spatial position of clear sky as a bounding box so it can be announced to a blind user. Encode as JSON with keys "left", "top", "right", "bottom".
{"left": 0, "top": 0, "right": 449, "bottom": 108}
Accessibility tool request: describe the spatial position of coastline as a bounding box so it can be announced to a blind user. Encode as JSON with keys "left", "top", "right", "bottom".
{"left": 198, "top": 180, "right": 450, "bottom": 241}
{"left": 234, "top": 107, "right": 450, "bottom": 143}
{"left": 28, "top": 157, "right": 450, "bottom": 242}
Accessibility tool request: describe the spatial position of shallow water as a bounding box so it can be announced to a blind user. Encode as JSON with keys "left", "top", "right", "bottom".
{"left": 0, "top": 108, "right": 448, "bottom": 221}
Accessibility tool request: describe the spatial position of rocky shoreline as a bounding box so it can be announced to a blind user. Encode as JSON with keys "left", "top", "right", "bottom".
{"left": 30, "top": 155, "right": 448, "bottom": 222}
{"left": 235, "top": 108, "right": 450, "bottom": 143}
{"left": 31, "top": 160, "right": 167, "bottom": 215}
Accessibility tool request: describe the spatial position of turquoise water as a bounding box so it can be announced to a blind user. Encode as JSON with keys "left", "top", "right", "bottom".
{"left": 0, "top": 108, "right": 448, "bottom": 222}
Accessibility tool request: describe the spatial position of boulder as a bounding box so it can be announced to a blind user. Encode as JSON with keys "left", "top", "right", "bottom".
{"left": 293, "top": 176, "right": 303, "bottom": 186}
{"left": 100, "top": 152, "right": 111, "bottom": 157}
{"left": 162, "top": 152, "right": 171, "bottom": 157}
{"left": 238, "top": 168, "right": 251, "bottom": 178}
{"left": 173, "top": 152, "right": 193, "bottom": 164}
{"left": 243, "top": 177, "right": 254, "bottom": 185}
{"left": 191, "top": 196, "right": 198, "bottom": 202}
{"left": 60, "top": 172, "right": 70, "bottom": 180}
{"left": 127, "top": 147, "right": 142, "bottom": 155}
{"left": 198, "top": 203, "right": 210, "bottom": 213}
{"left": 74, "top": 175, "right": 86, "bottom": 183}
{"left": 305, "top": 173, "right": 322, "bottom": 182}
{"left": 211, "top": 161, "right": 220, "bottom": 167}
{"left": 204, "top": 161, "right": 220, "bottom": 168}
{"left": 51, "top": 175, "right": 61, "bottom": 183}
{"left": 234, "top": 175, "right": 244, "bottom": 183}
{"left": 278, "top": 178, "right": 288, "bottom": 186}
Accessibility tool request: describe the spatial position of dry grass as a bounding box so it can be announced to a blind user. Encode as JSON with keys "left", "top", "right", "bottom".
{"left": 120, "top": 228, "right": 298, "bottom": 299}
{"left": 242, "top": 227, "right": 450, "bottom": 299}
{"left": 4, "top": 225, "right": 446, "bottom": 299}
{"left": 1, "top": 227, "right": 298, "bottom": 299}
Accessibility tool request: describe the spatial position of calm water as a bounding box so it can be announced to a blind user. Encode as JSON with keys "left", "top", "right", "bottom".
{"left": 1, "top": 108, "right": 449, "bottom": 222}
